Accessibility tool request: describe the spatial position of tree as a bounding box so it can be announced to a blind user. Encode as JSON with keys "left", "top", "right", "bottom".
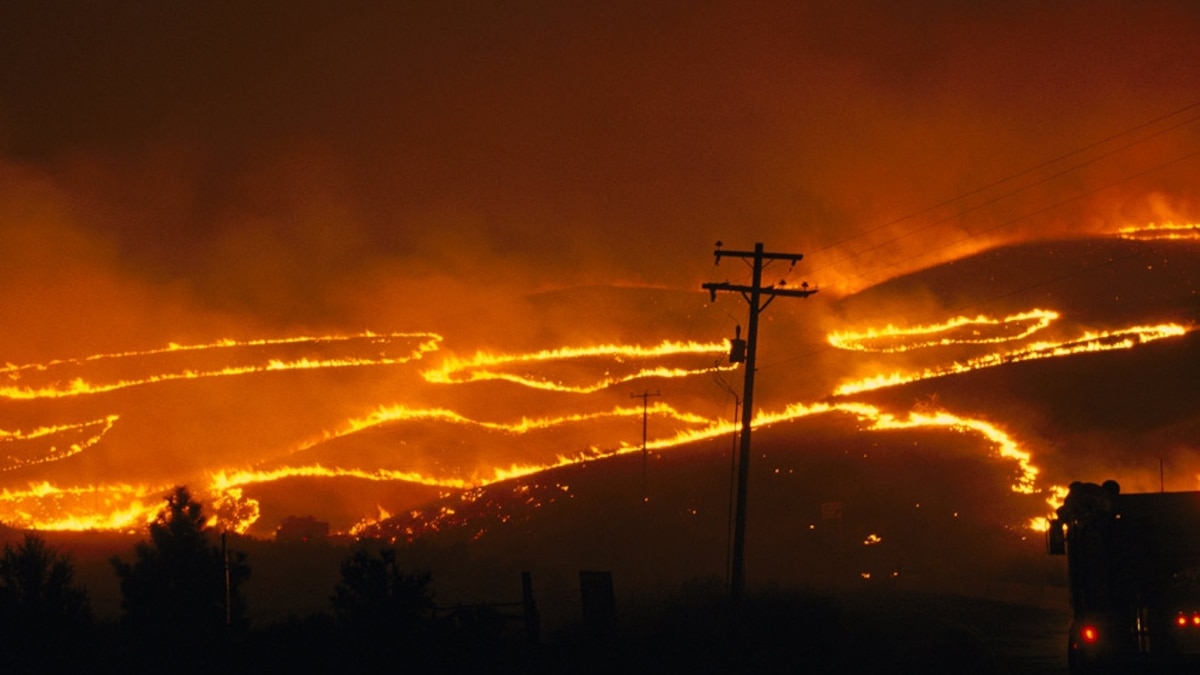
{"left": 111, "top": 486, "right": 250, "bottom": 649}
{"left": 332, "top": 544, "right": 434, "bottom": 661}
{"left": 0, "top": 533, "right": 92, "bottom": 668}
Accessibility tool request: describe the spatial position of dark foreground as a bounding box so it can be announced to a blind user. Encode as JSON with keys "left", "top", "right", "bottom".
{"left": 3, "top": 587, "right": 1069, "bottom": 674}
{"left": 543, "top": 589, "right": 1069, "bottom": 675}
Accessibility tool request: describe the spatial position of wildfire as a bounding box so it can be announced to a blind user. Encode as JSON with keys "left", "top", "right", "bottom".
{"left": 827, "top": 309, "right": 1059, "bottom": 353}
{"left": 1118, "top": 222, "right": 1200, "bottom": 241}
{"left": 0, "top": 332, "right": 441, "bottom": 400}
{"left": 0, "top": 270, "right": 1191, "bottom": 537}
{"left": 209, "top": 466, "right": 472, "bottom": 493}
{"left": 833, "top": 320, "right": 1188, "bottom": 396}
{"left": 361, "top": 400, "right": 1046, "bottom": 541}
{"left": 1027, "top": 484, "right": 1073, "bottom": 533}
{"left": 0, "top": 481, "right": 159, "bottom": 532}
{"left": 331, "top": 401, "right": 714, "bottom": 439}
{"left": 0, "top": 336, "right": 733, "bottom": 532}
{"left": 422, "top": 339, "right": 732, "bottom": 393}
{"left": 348, "top": 505, "right": 395, "bottom": 537}
{"left": 1, "top": 415, "right": 118, "bottom": 471}
{"left": 0, "top": 395, "right": 1043, "bottom": 534}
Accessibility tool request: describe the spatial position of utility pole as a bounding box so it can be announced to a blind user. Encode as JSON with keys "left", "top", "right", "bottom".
{"left": 631, "top": 390, "right": 661, "bottom": 502}
{"left": 222, "top": 530, "right": 231, "bottom": 630}
{"left": 703, "top": 242, "right": 817, "bottom": 603}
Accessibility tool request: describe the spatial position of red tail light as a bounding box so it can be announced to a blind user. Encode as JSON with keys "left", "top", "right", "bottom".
{"left": 1171, "top": 610, "right": 1200, "bottom": 624}
{"left": 1080, "top": 625, "right": 1099, "bottom": 643}
{"left": 1171, "top": 612, "right": 1200, "bottom": 628}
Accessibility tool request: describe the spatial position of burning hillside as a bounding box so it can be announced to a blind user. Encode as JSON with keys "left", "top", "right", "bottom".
{"left": 0, "top": 231, "right": 1193, "bottom": 549}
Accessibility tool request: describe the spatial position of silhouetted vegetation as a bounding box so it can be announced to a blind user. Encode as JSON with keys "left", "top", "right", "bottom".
{"left": 110, "top": 486, "right": 250, "bottom": 671}
{"left": 330, "top": 544, "right": 435, "bottom": 670}
{"left": 0, "top": 533, "right": 92, "bottom": 670}
{"left": 0, "top": 480, "right": 1070, "bottom": 674}
{"left": 332, "top": 544, "right": 435, "bottom": 629}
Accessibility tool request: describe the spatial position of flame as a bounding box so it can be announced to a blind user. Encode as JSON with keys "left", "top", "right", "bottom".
{"left": 834, "top": 321, "right": 1188, "bottom": 396}
{"left": 371, "top": 398, "right": 1046, "bottom": 542}
{"left": 0, "top": 337, "right": 730, "bottom": 531}
{"left": 210, "top": 466, "right": 471, "bottom": 492}
{"left": 336, "top": 401, "right": 714, "bottom": 438}
{"left": 208, "top": 401, "right": 716, "bottom": 492}
{"left": 210, "top": 487, "right": 262, "bottom": 534}
{"left": 348, "top": 504, "right": 395, "bottom": 537}
{"left": 0, "top": 332, "right": 441, "bottom": 400}
{"left": 0, "top": 397, "right": 1042, "bottom": 533}
{"left": 422, "top": 339, "right": 732, "bottom": 393}
{"left": 827, "top": 309, "right": 1059, "bottom": 353}
{"left": 0, "top": 482, "right": 159, "bottom": 532}
{"left": 1118, "top": 222, "right": 1200, "bottom": 240}
{"left": 1, "top": 271, "right": 1191, "bottom": 536}
{"left": 1027, "top": 483, "right": 1072, "bottom": 532}
{"left": 1, "top": 415, "right": 119, "bottom": 471}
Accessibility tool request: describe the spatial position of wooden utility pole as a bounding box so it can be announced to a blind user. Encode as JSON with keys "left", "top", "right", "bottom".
{"left": 631, "top": 390, "right": 661, "bottom": 502}
{"left": 702, "top": 242, "right": 817, "bottom": 602}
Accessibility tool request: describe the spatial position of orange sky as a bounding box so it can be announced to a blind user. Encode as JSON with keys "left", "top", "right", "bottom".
{"left": 0, "top": 1, "right": 1198, "bottom": 355}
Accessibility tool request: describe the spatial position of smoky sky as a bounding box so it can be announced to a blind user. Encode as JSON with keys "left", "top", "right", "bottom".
{"left": 2, "top": 0, "right": 1200, "bottom": 357}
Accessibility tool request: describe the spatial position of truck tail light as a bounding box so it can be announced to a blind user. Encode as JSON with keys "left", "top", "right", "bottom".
{"left": 1173, "top": 612, "right": 1200, "bottom": 627}
{"left": 1080, "top": 625, "right": 1099, "bottom": 643}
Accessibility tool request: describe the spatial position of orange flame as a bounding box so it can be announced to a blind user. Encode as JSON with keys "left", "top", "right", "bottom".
{"left": 0, "top": 400, "right": 1041, "bottom": 533}
{"left": 0, "top": 332, "right": 441, "bottom": 400}
{"left": 827, "top": 309, "right": 1059, "bottom": 352}
{"left": 1, "top": 415, "right": 119, "bottom": 471}
{"left": 422, "top": 339, "right": 731, "bottom": 393}
{"left": 0, "top": 482, "right": 160, "bottom": 532}
{"left": 834, "top": 321, "right": 1188, "bottom": 396}
{"left": 1118, "top": 222, "right": 1200, "bottom": 241}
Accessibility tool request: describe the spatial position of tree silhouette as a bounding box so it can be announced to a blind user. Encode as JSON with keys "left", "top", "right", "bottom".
{"left": 111, "top": 486, "right": 250, "bottom": 654}
{"left": 332, "top": 544, "right": 434, "bottom": 667}
{"left": 0, "top": 533, "right": 92, "bottom": 667}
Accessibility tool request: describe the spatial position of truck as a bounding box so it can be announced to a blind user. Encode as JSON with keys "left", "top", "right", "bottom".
{"left": 1048, "top": 480, "right": 1200, "bottom": 673}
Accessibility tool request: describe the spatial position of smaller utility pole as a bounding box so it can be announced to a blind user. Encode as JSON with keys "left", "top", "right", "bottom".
{"left": 632, "top": 390, "right": 661, "bottom": 502}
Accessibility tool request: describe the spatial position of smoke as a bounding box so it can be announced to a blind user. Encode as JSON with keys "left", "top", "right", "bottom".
{"left": 2, "top": 1, "right": 1198, "bottom": 327}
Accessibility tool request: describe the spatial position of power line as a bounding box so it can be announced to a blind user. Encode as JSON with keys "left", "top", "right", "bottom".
{"left": 815, "top": 100, "right": 1200, "bottom": 256}
{"left": 804, "top": 100, "right": 1200, "bottom": 287}
{"left": 847, "top": 144, "right": 1200, "bottom": 290}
